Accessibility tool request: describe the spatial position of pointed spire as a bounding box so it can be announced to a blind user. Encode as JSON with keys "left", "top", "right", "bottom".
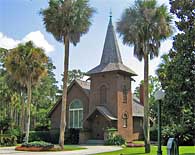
{"left": 100, "top": 12, "right": 122, "bottom": 65}
{"left": 87, "top": 15, "right": 137, "bottom": 76}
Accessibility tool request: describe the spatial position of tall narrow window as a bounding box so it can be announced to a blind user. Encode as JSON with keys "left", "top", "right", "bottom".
{"left": 123, "top": 85, "right": 128, "bottom": 103}
{"left": 69, "top": 100, "right": 83, "bottom": 128}
{"left": 100, "top": 85, "right": 107, "bottom": 104}
{"left": 122, "top": 113, "right": 128, "bottom": 128}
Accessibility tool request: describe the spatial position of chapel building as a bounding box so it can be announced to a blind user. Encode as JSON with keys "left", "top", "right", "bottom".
{"left": 49, "top": 17, "right": 144, "bottom": 143}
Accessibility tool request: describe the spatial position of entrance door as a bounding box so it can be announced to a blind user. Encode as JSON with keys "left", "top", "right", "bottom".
{"left": 92, "top": 114, "right": 108, "bottom": 140}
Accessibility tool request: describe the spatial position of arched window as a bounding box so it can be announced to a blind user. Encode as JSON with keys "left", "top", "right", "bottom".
{"left": 123, "top": 85, "right": 128, "bottom": 103}
{"left": 100, "top": 85, "right": 107, "bottom": 104}
{"left": 122, "top": 113, "right": 128, "bottom": 128}
{"left": 69, "top": 100, "right": 83, "bottom": 128}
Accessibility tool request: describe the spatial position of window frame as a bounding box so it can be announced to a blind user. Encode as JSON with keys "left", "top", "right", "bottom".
{"left": 69, "top": 99, "right": 83, "bottom": 129}
{"left": 122, "top": 113, "right": 128, "bottom": 128}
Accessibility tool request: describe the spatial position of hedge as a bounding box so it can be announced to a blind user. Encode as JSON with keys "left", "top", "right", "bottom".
{"left": 29, "top": 128, "right": 80, "bottom": 144}
{"left": 0, "top": 134, "right": 17, "bottom": 146}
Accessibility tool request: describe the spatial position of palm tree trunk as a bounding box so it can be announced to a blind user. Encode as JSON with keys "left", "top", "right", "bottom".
{"left": 143, "top": 53, "right": 150, "bottom": 153}
{"left": 59, "top": 37, "right": 69, "bottom": 149}
{"left": 25, "top": 80, "right": 32, "bottom": 143}
{"left": 20, "top": 93, "right": 25, "bottom": 133}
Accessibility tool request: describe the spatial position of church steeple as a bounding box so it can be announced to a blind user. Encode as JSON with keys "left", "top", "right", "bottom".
{"left": 87, "top": 16, "right": 137, "bottom": 76}
{"left": 100, "top": 13, "right": 123, "bottom": 65}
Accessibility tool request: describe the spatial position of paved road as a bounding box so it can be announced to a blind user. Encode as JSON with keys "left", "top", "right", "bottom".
{"left": 0, "top": 145, "right": 122, "bottom": 155}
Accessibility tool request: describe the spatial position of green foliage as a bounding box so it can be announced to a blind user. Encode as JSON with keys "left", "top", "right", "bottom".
{"left": 21, "top": 141, "right": 54, "bottom": 148}
{"left": 134, "top": 75, "right": 161, "bottom": 126}
{"left": 0, "top": 46, "right": 59, "bottom": 132}
{"left": 4, "top": 41, "right": 48, "bottom": 86}
{"left": 29, "top": 129, "right": 80, "bottom": 144}
{"left": 41, "top": 0, "right": 95, "bottom": 45}
{"left": 31, "top": 58, "right": 59, "bottom": 128}
{"left": 162, "top": 124, "right": 194, "bottom": 146}
{"left": 105, "top": 134, "right": 125, "bottom": 146}
{"left": 150, "top": 128, "right": 157, "bottom": 141}
{"left": 4, "top": 127, "right": 23, "bottom": 143}
{"left": 4, "top": 41, "right": 48, "bottom": 143}
{"left": 34, "top": 125, "right": 49, "bottom": 131}
{"left": 29, "top": 131, "right": 51, "bottom": 142}
{"left": 41, "top": 0, "right": 95, "bottom": 147}
{"left": 156, "top": 0, "right": 195, "bottom": 146}
{"left": 117, "top": 1, "right": 173, "bottom": 151}
{"left": 67, "top": 69, "right": 85, "bottom": 86}
{"left": 0, "top": 134, "right": 17, "bottom": 146}
{"left": 117, "top": 0, "right": 173, "bottom": 61}
{"left": 0, "top": 117, "right": 11, "bottom": 133}
{"left": 106, "top": 127, "right": 118, "bottom": 132}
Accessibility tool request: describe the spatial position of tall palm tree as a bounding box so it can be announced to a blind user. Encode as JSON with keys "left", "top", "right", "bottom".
{"left": 4, "top": 41, "right": 48, "bottom": 143}
{"left": 41, "top": 0, "right": 94, "bottom": 148}
{"left": 117, "top": 0, "right": 173, "bottom": 153}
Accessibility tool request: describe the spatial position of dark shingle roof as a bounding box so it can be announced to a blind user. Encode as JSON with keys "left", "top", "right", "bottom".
{"left": 86, "top": 105, "right": 117, "bottom": 121}
{"left": 87, "top": 18, "right": 137, "bottom": 76}
{"left": 75, "top": 79, "right": 90, "bottom": 96}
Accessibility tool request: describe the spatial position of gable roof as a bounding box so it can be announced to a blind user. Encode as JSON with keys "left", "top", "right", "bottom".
{"left": 75, "top": 79, "right": 90, "bottom": 96}
{"left": 48, "top": 79, "right": 90, "bottom": 117}
{"left": 86, "top": 105, "right": 117, "bottom": 121}
{"left": 87, "top": 17, "right": 137, "bottom": 76}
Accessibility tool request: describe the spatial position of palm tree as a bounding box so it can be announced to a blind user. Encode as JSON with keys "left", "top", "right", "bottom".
{"left": 41, "top": 0, "right": 94, "bottom": 148}
{"left": 117, "top": 0, "right": 173, "bottom": 153}
{"left": 4, "top": 41, "right": 48, "bottom": 143}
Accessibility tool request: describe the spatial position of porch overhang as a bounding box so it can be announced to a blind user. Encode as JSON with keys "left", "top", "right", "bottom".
{"left": 86, "top": 106, "right": 117, "bottom": 121}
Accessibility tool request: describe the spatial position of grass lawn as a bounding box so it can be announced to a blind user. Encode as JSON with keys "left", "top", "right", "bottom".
{"left": 63, "top": 145, "right": 86, "bottom": 151}
{"left": 94, "top": 145, "right": 195, "bottom": 155}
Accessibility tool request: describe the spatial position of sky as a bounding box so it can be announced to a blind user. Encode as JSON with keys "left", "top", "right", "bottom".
{"left": 0, "top": 0, "right": 173, "bottom": 92}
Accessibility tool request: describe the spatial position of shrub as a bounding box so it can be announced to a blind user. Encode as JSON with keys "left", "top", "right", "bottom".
{"left": 21, "top": 141, "right": 54, "bottom": 149}
{"left": 67, "top": 128, "right": 79, "bottom": 144}
{"left": 162, "top": 125, "right": 194, "bottom": 146}
{"left": 5, "top": 127, "right": 24, "bottom": 143}
{"left": 0, "top": 118, "right": 12, "bottom": 133}
{"left": 105, "top": 135, "right": 125, "bottom": 146}
{"left": 29, "top": 128, "right": 80, "bottom": 144}
{"left": 35, "top": 124, "right": 49, "bottom": 131}
{"left": 49, "top": 130, "right": 59, "bottom": 144}
{"left": 29, "top": 131, "right": 51, "bottom": 142}
{"left": 150, "top": 128, "right": 158, "bottom": 141}
{"left": 0, "top": 134, "right": 17, "bottom": 146}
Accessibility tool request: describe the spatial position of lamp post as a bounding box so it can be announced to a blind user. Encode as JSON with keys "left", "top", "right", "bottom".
{"left": 154, "top": 90, "right": 165, "bottom": 155}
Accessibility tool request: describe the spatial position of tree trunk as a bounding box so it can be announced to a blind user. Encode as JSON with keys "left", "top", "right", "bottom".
{"left": 143, "top": 54, "right": 150, "bottom": 153}
{"left": 59, "top": 37, "right": 69, "bottom": 149}
{"left": 10, "top": 101, "right": 13, "bottom": 129}
{"left": 24, "top": 80, "right": 32, "bottom": 143}
{"left": 20, "top": 93, "right": 25, "bottom": 133}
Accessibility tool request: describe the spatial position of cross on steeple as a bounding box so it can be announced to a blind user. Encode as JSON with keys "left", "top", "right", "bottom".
{"left": 109, "top": 9, "right": 112, "bottom": 23}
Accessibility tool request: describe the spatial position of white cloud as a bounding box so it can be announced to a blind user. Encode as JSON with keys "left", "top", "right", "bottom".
{"left": 22, "top": 31, "right": 54, "bottom": 53}
{"left": 0, "top": 32, "right": 20, "bottom": 49}
{"left": 0, "top": 31, "right": 54, "bottom": 54}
